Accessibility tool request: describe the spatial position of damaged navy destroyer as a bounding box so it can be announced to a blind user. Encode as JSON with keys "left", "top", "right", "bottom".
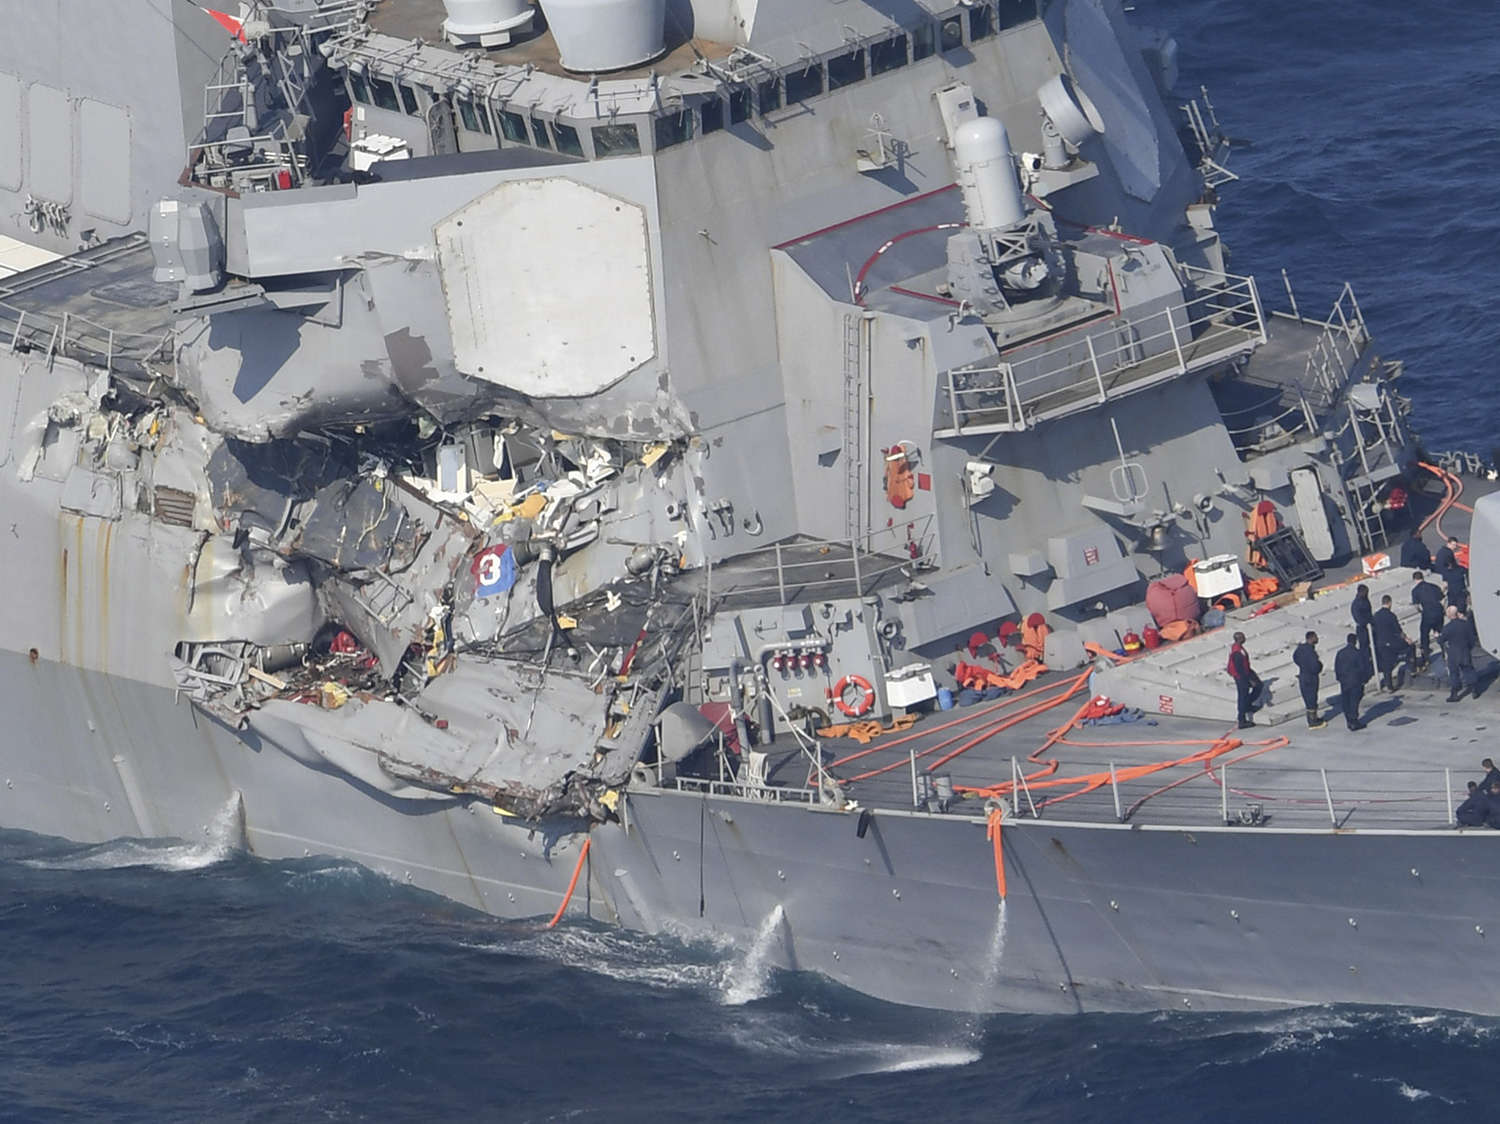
{"left": 4, "top": 0, "right": 1500, "bottom": 1015}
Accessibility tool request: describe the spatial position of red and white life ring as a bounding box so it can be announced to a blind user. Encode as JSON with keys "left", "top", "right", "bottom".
{"left": 833, "top": 674, "right": 875, "bottom": 718}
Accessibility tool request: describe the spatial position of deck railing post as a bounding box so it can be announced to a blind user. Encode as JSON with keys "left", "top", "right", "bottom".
{"left": 946, "top": 369, "right": 963, "bottom": 433}
{"left": 1221, "top": 760, "right": 1229, "bottom": 825}
{"left": 774, "top": 541, "right": 785, "bottom": 605}
{"left": 1165, "top": 310, "right": 1186, "bottom": 374}
{"left": 1321, "top": 768, "right": 1338, "bottom": 827}
{"left": 1109, "top": 761, "right": 1122, "bottom": 822}
{"left": 1246, "top": 275, "right": 1267, "bottom": 342}
{"left": 1085, "top": 336, "right": 1107, "bottom": 403}
{"left": 911, "top": 748, "right": 920, "bottom": 809}
{"left": 1446, "top": 767, "right": 1455, "bottom": 827}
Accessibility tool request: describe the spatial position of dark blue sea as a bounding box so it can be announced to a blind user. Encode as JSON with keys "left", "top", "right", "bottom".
{"left": 7, "top": 3, "right": 1500, "bottom": 1120}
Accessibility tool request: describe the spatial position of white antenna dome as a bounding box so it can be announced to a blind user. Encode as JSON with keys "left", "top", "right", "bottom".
{"left": 953, "top": 117, "right": 1024, "bottom": 231}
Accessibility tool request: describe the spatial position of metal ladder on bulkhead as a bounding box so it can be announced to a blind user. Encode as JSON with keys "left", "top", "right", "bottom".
{"left": 841, "top": 312, "right": 863, "bottom": 540}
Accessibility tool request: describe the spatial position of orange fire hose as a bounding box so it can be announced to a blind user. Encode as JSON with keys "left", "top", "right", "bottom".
{"left": 546, "top": 836, "right": 592, "bottom": 929}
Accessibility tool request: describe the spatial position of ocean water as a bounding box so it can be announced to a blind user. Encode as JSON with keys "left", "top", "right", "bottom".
{"left": 7, "top": 3, "right": 1500, "bottom": 1121}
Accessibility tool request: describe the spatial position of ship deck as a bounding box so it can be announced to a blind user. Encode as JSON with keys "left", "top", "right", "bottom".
{"left": 0, "top": 234, "right": 176, "bottom": 379}
{"left": 740, "top": 469, "right": 1500, "bottom": 833}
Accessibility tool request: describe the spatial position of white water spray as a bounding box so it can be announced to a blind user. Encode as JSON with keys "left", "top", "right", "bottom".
{"left": 722, "top": 904, "right": 786, "bottom": 1006}
{"left": 26, "top": 791, "right": 246, "bottom": 872}
{"left": 962, "top": 898, "right": 1008, "bottom": 1044}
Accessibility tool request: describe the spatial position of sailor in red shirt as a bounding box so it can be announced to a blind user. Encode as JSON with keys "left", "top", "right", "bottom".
{"left": 1226, "top": 631, "right": 1262, "bottom": 729}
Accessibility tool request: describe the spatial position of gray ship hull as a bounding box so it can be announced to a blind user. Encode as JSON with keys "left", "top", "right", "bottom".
{"left": 9, "top": 648, "right": 1500, "bottom": 1017}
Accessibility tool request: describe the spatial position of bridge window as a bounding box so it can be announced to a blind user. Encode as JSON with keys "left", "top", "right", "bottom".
{"left": 347, "top": 72, "right": 369, "bottom": 103}
{"left": 757, "top": 77, "right": 782, "bottom": 114}
{"left": 498, "top": 109, "right": 528, "bottom": 143}
{"left": 475, "top": 103, "right": 492, "bottom": 134}
{"left": 398, "top": 83, "right": 420, "bottom": 114}
{"left": 827, "top": 49, "right": 865, "bottom": 90}
{"left": 870, "top": 35, "right": 909, "bottom": 75}
{"left": 940, "top": 17, "right": 964, "bottom": 52}
{"left": 529, "top": 116, "right": 551, "bottom": 148}
{"left": 553, "top": 121, "right": 584, "bottom": 156}
{"left": 729, "top": 87, "right": 751, "bottom": 123}
{"left": 457, "top": 99, "right": 479, "bottom": 132}
{"left": 592, "top": 123, "right": 641, "bottom": 156}
{"left": 912, "top": 23, "right": 936, "bottom": 60}
{"left": 784, "top": 64, "right": 823, "bottom": 103}
{"left": 969, "top": 4, "right": 995, "bottom": 41}
{"left": 998, "top": 0, "right": 1038, "bottom": 29}
{"left": 700, "top": 96, "right": 724, "bottom": 134}
{"left": 368, "top": 76, "right": 400, "bottom": 112}
{"left": 655, "top": 109, "right": 694, "bottom": 149}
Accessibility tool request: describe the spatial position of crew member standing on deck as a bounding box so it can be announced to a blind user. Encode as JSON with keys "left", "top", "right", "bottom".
{"left": 1351, "top": 584, "right": 1373, "bottom": 658}
{"left": 1401, "top": 528, "right": 1433, "bottom": 570}
{"left": 1435, "top": 535, "right": 1462, "bottom": 576}
{"left": 1445, "top": 562, "right": 1469, "bottom": 614}
{"left": 1441, "top": 605, "right": 1478, "bottom": 703}
{"left": 1372, "top": 594, "right": 1410, "bottom": 691}
{"left": 1292, "top": 631, "right": 1326, "bottom": 729}
{"left": 1411, "top": 571, "right": 1445, "bottom": 667}
{"left": 1227, "top": 632, "right": 1261, "bottom": 729}
{"left": 1333, "top": 632, "right": 1369, "bottom": 731}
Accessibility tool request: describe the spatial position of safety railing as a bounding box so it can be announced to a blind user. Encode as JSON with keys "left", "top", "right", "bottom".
{"left": 0, "top": 299, "right": 175, "bottom": 378}
{"left": 1007, "top": 760, "right": 1479, "bottom": 832}
{"left": 1301, "top": 282, "right": 1370, "bottom": 406}
{"left": 710, "top": 515, "right": 934, "bottom": 608}
{"left": 939, "top": 266, "right": 1266, "bottom": 435}
{"left": 672, "top": 776, "right": 821, "bottom": 804}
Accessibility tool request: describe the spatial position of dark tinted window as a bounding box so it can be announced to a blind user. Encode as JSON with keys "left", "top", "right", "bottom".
{"left": 700, "top": 97, "right": 724, "bottom": 134}
{"left": 654, "top": 109, "right": 693, "bottom": 149}
{"left": 756, "top": 78, "right": 781, "bottom": 114}
{"left": 784, "top": 64, "right": 823, "bottom": 102}
{"left": 998, "top": 0, "right": 1038, "bottom": 29}
{"left": 368, "top": 76, "right": 399, "bottom": 112}
{"left": 475, "top": 103, "right": 492, "bottom": 134}
{"left": 912, "top": 23, "right": 936, "bottom": 60}
{"left": 398, "top": 83, "right": 420, "bottom": 114}
{"left": 729, "top": 87, "right": 751, "bottom": 123}
{"left": 553, "top": 121, "right": 584, "bottom": 156}
{"left": 940, "top": 17, "right": 964, "bottom": 52}
{"left": 529, "top": 117, "right": 551, "bottom": 148}
{"left": 870, "top": 36, "right": 908, "bottom": 75}
{"left": 969, "top": 4, "right": 995, "bottom": 40}
{"left": 348, "top": 72, "right": 369, "bottom": 103}
{"left": 456, "top": 99, "right": 479, "bottom": 132}
{"left": 498, "top": 110, "right": 528, "bottom": 143}
{"left": 827, "top": 49, "right": 865, "bottom": 91}
{"left": 592, "top": 123, "right": 641, "bottom": 156}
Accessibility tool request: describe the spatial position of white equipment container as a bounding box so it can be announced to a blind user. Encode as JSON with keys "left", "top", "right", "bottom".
{"left": 542, "top": 0, "right": 666, "bottom": 72}
{"left": 952, "top": 117, "right": 1025, "bottom": 231}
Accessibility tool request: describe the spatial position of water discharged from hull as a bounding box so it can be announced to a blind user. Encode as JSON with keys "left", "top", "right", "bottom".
{"left": 722, "top": 904, "right": 787, "bottom": 1005}
{"left": 967, "top": 899, "right": 1009, "bottom": 1034}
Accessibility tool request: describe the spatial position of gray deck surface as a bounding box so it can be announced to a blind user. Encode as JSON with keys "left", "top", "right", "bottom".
{"left": 761, "top": 476, "right": 1500, "bottom": 833}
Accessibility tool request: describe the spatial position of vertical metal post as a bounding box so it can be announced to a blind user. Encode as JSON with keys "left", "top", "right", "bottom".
{"left": 1247, "top": 275, "right": 1268, "bottom": 343}
{"left": 1321, "top": 768, "right": 1338, "bottom": 827}
{"left": 1085, "top": 336, "right": 1107, "bottom": 402}
{"left": 850, "top": 536, "right": 863, "bottom": 598}
{"left": 774, "top": 541, "right": 785, "bottom": 606}
{"left": 8, "top": 310, "right": 23, "bottom": 353}
{"left": 910, "top": 747, "right": 919, "bottom": 809}
{"left": 1446, "top": 767, "right": 1455, "bottom": 827}
{"left": 946, "top": 369, "right": 963, "bottom": 433}
{"left": 106, "top": 329, "right": 115, "bottom": 374}
{"left": 1221, "top": 760, "right": 1229, "bottom": 825}
{"left": 1281, "top": 268, "right": 1301, "bottom": 321}
{"left": 1165, "top": 310, "right": 1186, "bottom": 374}
{"left": 1109, "top": 762, "right": 1122, "bottom": 822}
{"left": 1012, "top": 756, "right": 1038, "bottom": 818}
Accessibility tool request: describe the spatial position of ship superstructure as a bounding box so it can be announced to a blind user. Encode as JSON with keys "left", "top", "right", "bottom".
{"left": 2, "top": 0, "right": 1497, "bottom": 1015}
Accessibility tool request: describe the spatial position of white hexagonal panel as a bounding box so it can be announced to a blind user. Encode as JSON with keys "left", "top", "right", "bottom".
{"left": 436, "top": 177, "right": 656, "bottom": 397}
